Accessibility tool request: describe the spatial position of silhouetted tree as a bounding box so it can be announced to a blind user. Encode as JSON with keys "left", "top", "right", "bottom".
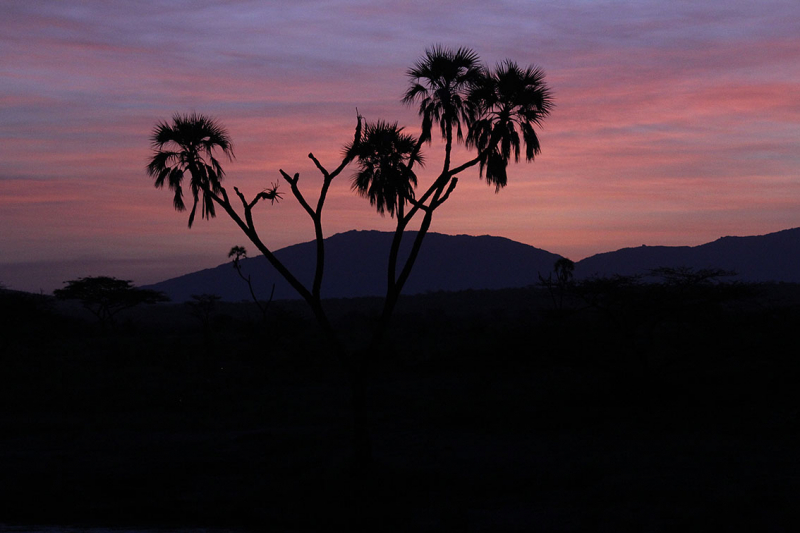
{"left": 647, "top": 267, "right": 745, "bottom": 326}
{"left": 403, "top": 45, "right": 482, "bottom": 146}
{"left": 539, "top": 258, "right": 575, "bottom": 310}
{"left": 186, "top": 293, "right": 221, "bottom": 326}
{"left": 555, "top": 258, "right": 575, "bottom": 283}
{"left": 374, "top": 47, "right": 553, "bottom": 343}
{"left": 147, "top": 113, "right": 235, "bottom": 228}
{"left": 468, "top": 60, "right": 553, "bottom": 189}
{"left": 229, "top": 245, "right": 274, "bottom": 321}
{"left": 649, "top": 266, "right": 737, "bottom": 288}
{"left": 346, "top": 121, "right": 422, "bottom": 218}
{"left": 54, "top": 276, "right": 168, "bottom": 328}
{"left": 148, "top": 45, "right": 553, "bottom": 470}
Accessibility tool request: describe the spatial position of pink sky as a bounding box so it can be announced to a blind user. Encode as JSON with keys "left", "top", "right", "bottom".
{"left": 1, "top": 1, "right": 799, "bottom": 293}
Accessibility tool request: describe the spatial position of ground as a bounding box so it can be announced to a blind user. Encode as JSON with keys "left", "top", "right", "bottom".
{"left": 1, "top": 285, "right": 798, "bottom": 531}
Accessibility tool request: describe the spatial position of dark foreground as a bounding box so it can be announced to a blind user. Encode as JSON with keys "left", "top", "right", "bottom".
{"left": 1, "top": 283, "right": 799, "bottom": 531}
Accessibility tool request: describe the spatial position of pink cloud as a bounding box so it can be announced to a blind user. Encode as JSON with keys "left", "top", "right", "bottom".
{"left": 2, "top": 1, "right": 800, "bottom": 292}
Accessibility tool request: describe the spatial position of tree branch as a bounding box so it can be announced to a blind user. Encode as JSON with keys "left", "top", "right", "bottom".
{"left": 203, "top": 186, "right": 315, "bottom": 305}
{"left": 401, "top": 191, "right": 431, "bottom": 214}
{"left": 432, "top": 178, "right": 458, "bottom": 210}
{"left": 232, "top": 186, "right": 249, "bottom": 211}
{"left": 308, "top": 153, "right": 330, "bottom": 180}
{"left": 446, "top": 153, "right": 483, "bottom": 178}
{"left": 280, "top": 169, "right": 316, "bottom": 219}
{"left": 324, "top": 111, "right": 363, "bottom": 179}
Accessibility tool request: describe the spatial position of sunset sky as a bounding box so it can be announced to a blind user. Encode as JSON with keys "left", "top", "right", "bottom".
{"left": 1, "top": 1, "right": 799, "bottom": 293}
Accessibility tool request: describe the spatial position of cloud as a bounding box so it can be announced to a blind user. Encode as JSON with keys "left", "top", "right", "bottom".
{"left": 1, "top": 0, "right": 799, "bottom": 289}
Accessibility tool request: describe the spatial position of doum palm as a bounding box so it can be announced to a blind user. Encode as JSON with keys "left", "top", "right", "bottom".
{"left": 402, "top": 45, "right": 482, "bottom": 148}
{"left": 467, "top": 60, "right": 554, "bottom": 190}
{"left": 146, "top": 46, "right": 553, "bottom": 471}
{"left": 346, "top": 120, "right": 423, "bottom": 218}
{"left": 147, "top": 112, "right": 234, "bottom": 227}
{"left": 402, "top": 47, "right": 553, "bottom": 192}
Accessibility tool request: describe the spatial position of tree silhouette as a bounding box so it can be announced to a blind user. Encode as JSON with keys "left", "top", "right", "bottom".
{"left": 468, "top": 60, "right": 554, "bottom": 189}
{"left": 54, "top": 276, "right": 168, "bottom": 328}
{"left": 403, "top": 45, "right": 482, "bottom": 146}
{"left": 147, "top": 113, "right": 234, "bottom": 228}
{"left": 228, "top": 245, "right": 274, "bottom": 321}
{"left": 649, "top": 266, "right": 737, "bottom": 288}
{"left": 186, "top": 293, "right": 222, "bottom": 338}
{"left": 539, "top": 258, "right": 575, "bottom": 310}
{"left": 148, "top": 46, "right": 553, "bottom": 470}
{"left": 346, "top": 120, "right": 422, "bottom": 218}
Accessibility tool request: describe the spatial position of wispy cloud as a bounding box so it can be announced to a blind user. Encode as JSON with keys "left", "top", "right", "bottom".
{"left": 1, "top": 0, "right": 799, "bottom": 292}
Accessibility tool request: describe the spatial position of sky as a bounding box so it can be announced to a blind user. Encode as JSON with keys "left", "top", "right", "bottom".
{"left": 1, "top": 0, "right": 799, "bottom": 293}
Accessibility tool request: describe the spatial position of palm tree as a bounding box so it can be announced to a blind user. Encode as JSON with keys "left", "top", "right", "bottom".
{"left": 345, "top": 120, "right": 423, "bottom": 218}
{"left": 402, "top": 45, "right": 483, "bottom": 147}
{"left": 467, "top": 60, "right": 553, "bottom": 190}
{"left": 147, "top": 113, "right": 234, "bottom": 227}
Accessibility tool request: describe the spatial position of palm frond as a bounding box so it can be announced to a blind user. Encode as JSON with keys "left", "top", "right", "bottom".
{"left": 148, "top": 113, "right": 235, "bottom": 226}
{"left": 348, "top": 120, "right": 421, "bottom": 217}
{"left": 150, "top": 122, "right": 177, "bottom": 148}
{"left": 147, "top": 151, "right": 179, "bottom": 179}
{"left": 153, "top": 167, "right": 170, "bottom": 189}
{"left": 465, "top": 59, "right": 553, "bottom": 189}
{"left": 404, "top": 45, "right": 483, "bottom": 145}
{"left": 402, "top": 83, "right": 429, "bottom": 105}
{"left": 172, "top": 185, "right": 185, "bottom": 211}
{"left": 167, "top": 167, "right": 184, "bottom": 190}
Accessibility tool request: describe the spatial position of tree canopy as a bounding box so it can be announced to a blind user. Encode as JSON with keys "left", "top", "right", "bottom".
{"left": 147, "top": 45, "right": 553, "bottom": 469}
{"left": 147, "top": 113, "right": 234, "bottom": 227}
{"left": 54, "top": 276, "right": 168, "bottom": 326}
{"left": 345, "top": 120, "right": 423, "bottom": 217}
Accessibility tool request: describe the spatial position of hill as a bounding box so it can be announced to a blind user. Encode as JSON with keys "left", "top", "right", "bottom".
{"left": 145, "top": 230, "right": 563, "bottom": 302}
{"left": 145, "top": 227, "right": 800, "bottom": 302}
{"left": 575, "top": 227, "right": 800, "bottom": 281}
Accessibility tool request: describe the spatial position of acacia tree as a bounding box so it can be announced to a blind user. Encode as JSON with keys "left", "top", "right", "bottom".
{"left": 147, "top": 46, "right": 552, "bottom": 468}
{"left": 54, "top": 276, "right": 168, "bottom": 328}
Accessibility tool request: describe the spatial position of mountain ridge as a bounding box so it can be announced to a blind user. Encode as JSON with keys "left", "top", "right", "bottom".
{"left": 145, "top": 227, "right": 800, "bottom": 301}
{"left": 574, "top": 227, "right": 800, "bottom": 281}
{"left": 145, "top": 230, "right": 563, "bottom": 302}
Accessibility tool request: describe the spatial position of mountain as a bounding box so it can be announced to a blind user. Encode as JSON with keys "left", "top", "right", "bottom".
{"left": 575, "top": 227, "right": 800, "bottom": 282}
{"left": 145, "top": 230, "right": 564, "bottom": 302}
{"left": 145, "top": 227, "right": 800, "bottom": 302}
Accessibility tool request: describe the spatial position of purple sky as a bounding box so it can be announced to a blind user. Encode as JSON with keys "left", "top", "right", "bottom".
{"left": 1, "top": 1, "right": 799, "bottom": 293}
